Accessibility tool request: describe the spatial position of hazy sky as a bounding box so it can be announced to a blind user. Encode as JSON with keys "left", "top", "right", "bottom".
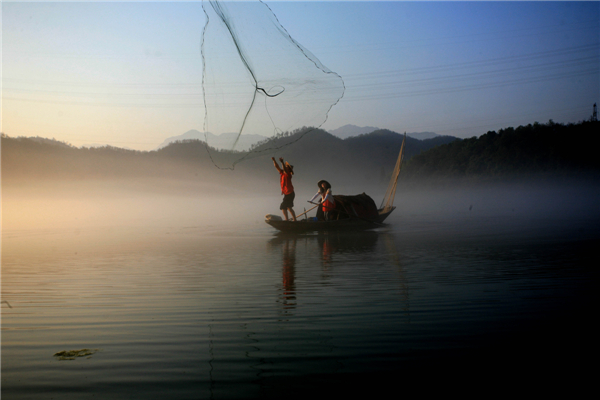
{"left": 2, "top": 1, "right": 598, "bottom": 150}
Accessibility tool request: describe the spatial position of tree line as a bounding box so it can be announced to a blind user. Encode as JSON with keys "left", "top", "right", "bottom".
{"left": 3, "top": 120, "right": 597, "bottom": 187}
{"left": 400, "top": 120, "right": 600, "bottom": 183}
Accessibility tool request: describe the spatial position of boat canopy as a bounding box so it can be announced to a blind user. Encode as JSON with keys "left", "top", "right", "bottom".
{"left": 332, "top": 193, "right": 378, "bottom": 220}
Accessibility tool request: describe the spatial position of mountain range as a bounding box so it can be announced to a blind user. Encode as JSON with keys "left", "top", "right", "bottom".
{"left": 158, "top": 125, "right": 442, "bottom": 151}
{"left": 1, "top": 128, "right": 458, "bottom": 190}
{"left": 6, "top": 119, "right": 595, "bottom": 189}
{"left": 328, "top": 124, "right": 439, "bottom": 141}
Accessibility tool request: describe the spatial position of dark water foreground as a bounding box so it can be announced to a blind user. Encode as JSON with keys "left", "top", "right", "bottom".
{"left": 2, "top": 209, "right": 597, "bottom": 398}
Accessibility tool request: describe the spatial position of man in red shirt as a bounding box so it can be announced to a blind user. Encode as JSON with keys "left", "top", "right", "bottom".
{"left": 272, "top": 157, "right": 297, "bottom": 221}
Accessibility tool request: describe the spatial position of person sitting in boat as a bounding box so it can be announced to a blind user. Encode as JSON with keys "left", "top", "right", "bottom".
{"left": 272, "top": 157, "right": 297, "bottom": 222}
{"left": 309, "top": 180, "right": 336, "bottom": 221}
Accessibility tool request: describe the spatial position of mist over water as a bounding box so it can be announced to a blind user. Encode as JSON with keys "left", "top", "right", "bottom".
{"left": 2, "top": 178, "right": 598, "bottom": 397}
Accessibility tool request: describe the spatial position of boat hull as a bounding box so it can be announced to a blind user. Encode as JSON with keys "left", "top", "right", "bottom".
{"left": 265, "top": 207, "right": 395, "bottom": 232}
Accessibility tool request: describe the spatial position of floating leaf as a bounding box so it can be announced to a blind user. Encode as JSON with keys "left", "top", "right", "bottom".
{"left": 54, "top": 348, "right": 99, "bottom": 361}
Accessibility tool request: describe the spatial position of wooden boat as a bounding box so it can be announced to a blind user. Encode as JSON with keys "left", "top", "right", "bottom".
{"left": 265, "top": 208, "right": 394, "bottom": 232}
{"left": 266, "top": 134, "right": 406, "bottom": 232}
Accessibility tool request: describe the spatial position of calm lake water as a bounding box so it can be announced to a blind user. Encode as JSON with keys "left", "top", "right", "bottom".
{"left": 2, "top": 185, "right": 598, "bottom": 398}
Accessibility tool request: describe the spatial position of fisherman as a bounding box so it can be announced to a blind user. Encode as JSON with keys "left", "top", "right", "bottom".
{"left": 309, "top": 180, "right": 335, "bottom": 221}
{"left": 272, "top": 157, "right": 297, "bottom": 222}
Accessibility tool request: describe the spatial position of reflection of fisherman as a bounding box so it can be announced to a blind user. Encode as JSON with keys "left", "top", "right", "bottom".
{"left": 309, "top": 180, "right": 335, "bottom": 221}
{"left": 272, "top": 157, "right": 297, "bottom": 221}
{"left": 281, "top": 237, "right": 297, "bottom": 310}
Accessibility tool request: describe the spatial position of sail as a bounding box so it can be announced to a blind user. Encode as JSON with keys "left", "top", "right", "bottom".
{"left": 380, "top": 133, "right": 406, "bottom": 212}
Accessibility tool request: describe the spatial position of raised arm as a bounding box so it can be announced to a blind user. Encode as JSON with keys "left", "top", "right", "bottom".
{"left": 271, "top": 157, "right": 283, "bottom": 173}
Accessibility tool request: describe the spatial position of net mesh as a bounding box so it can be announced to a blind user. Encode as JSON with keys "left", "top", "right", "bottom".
{"left": 200, "top": 0, "right": 345, "bottom": 169}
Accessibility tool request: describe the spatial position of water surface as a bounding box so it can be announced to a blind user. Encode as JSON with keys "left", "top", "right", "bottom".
{"left": 2, "top": 186, "right": 597, "bottom": 398}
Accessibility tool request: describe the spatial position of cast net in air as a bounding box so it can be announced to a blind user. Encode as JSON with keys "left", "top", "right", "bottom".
{"left": 201, "top": 0, "right": 345, "bottom": 169}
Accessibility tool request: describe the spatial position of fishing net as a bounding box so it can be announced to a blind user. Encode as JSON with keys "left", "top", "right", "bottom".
{"left": 201, "top": 0, "right": 345, "bottom": 169}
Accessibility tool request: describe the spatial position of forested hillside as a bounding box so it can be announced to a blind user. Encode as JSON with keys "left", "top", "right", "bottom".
{"left": 4, "top": 121, "right": 597, "bottom": 190}
{"left": 401, "top": 120, "right": 600, "bottom": 183}
{"left": 2, "top": 128, "right": 449, "bottom": 189}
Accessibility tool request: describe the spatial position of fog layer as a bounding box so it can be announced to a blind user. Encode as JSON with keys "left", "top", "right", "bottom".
{"left": 4, "top": 177, "right": 599, "bottom": 244}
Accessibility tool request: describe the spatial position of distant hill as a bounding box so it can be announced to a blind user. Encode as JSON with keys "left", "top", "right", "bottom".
{"left": 406, "top": 132, "right": 439, "bottom": 140}
{"left": 22, "top": 136, "right": 73, "bottom": 149}
{"left": 329, "top": 124, "right": 440, "bottom": 141}
{"left": 4, "top": 121, "right": 596, "bottom": 189}
{"left": 344, "top": 130, "right": 458, "bottom": 161}
{"left": 328, "top": 124, "right": 380, "bottom": 139}
{"left": 155, "top": 128, "right": 459, "bottom": 188}
{"left": 1, "top": 127, "right": 454, "bottom": 189}
{"left": 158, "top": 129, "right": 267, "bottom": 152}
{"left": 401, "top": 120, "right": 600, "bottom": 182}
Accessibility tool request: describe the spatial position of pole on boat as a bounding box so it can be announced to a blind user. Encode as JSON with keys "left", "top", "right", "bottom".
{"left": 295, "top": 204, "right": 319, "bottom": 219}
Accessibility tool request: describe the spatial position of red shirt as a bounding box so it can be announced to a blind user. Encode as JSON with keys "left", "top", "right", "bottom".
{"left": 280, "top": 171, "right": 294, "bottom": 195}
{"left": 322, "top": 191, "right": 335, "bottom": 212}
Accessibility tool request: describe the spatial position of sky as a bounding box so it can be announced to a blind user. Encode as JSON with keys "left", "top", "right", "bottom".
{"left": 2, "top": 1, "right": 598, "bottom": 151}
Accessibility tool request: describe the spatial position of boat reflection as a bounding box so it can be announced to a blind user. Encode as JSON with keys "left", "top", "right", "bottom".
{"left": 268, "top": 230, "right": 409, "bottom": 318}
